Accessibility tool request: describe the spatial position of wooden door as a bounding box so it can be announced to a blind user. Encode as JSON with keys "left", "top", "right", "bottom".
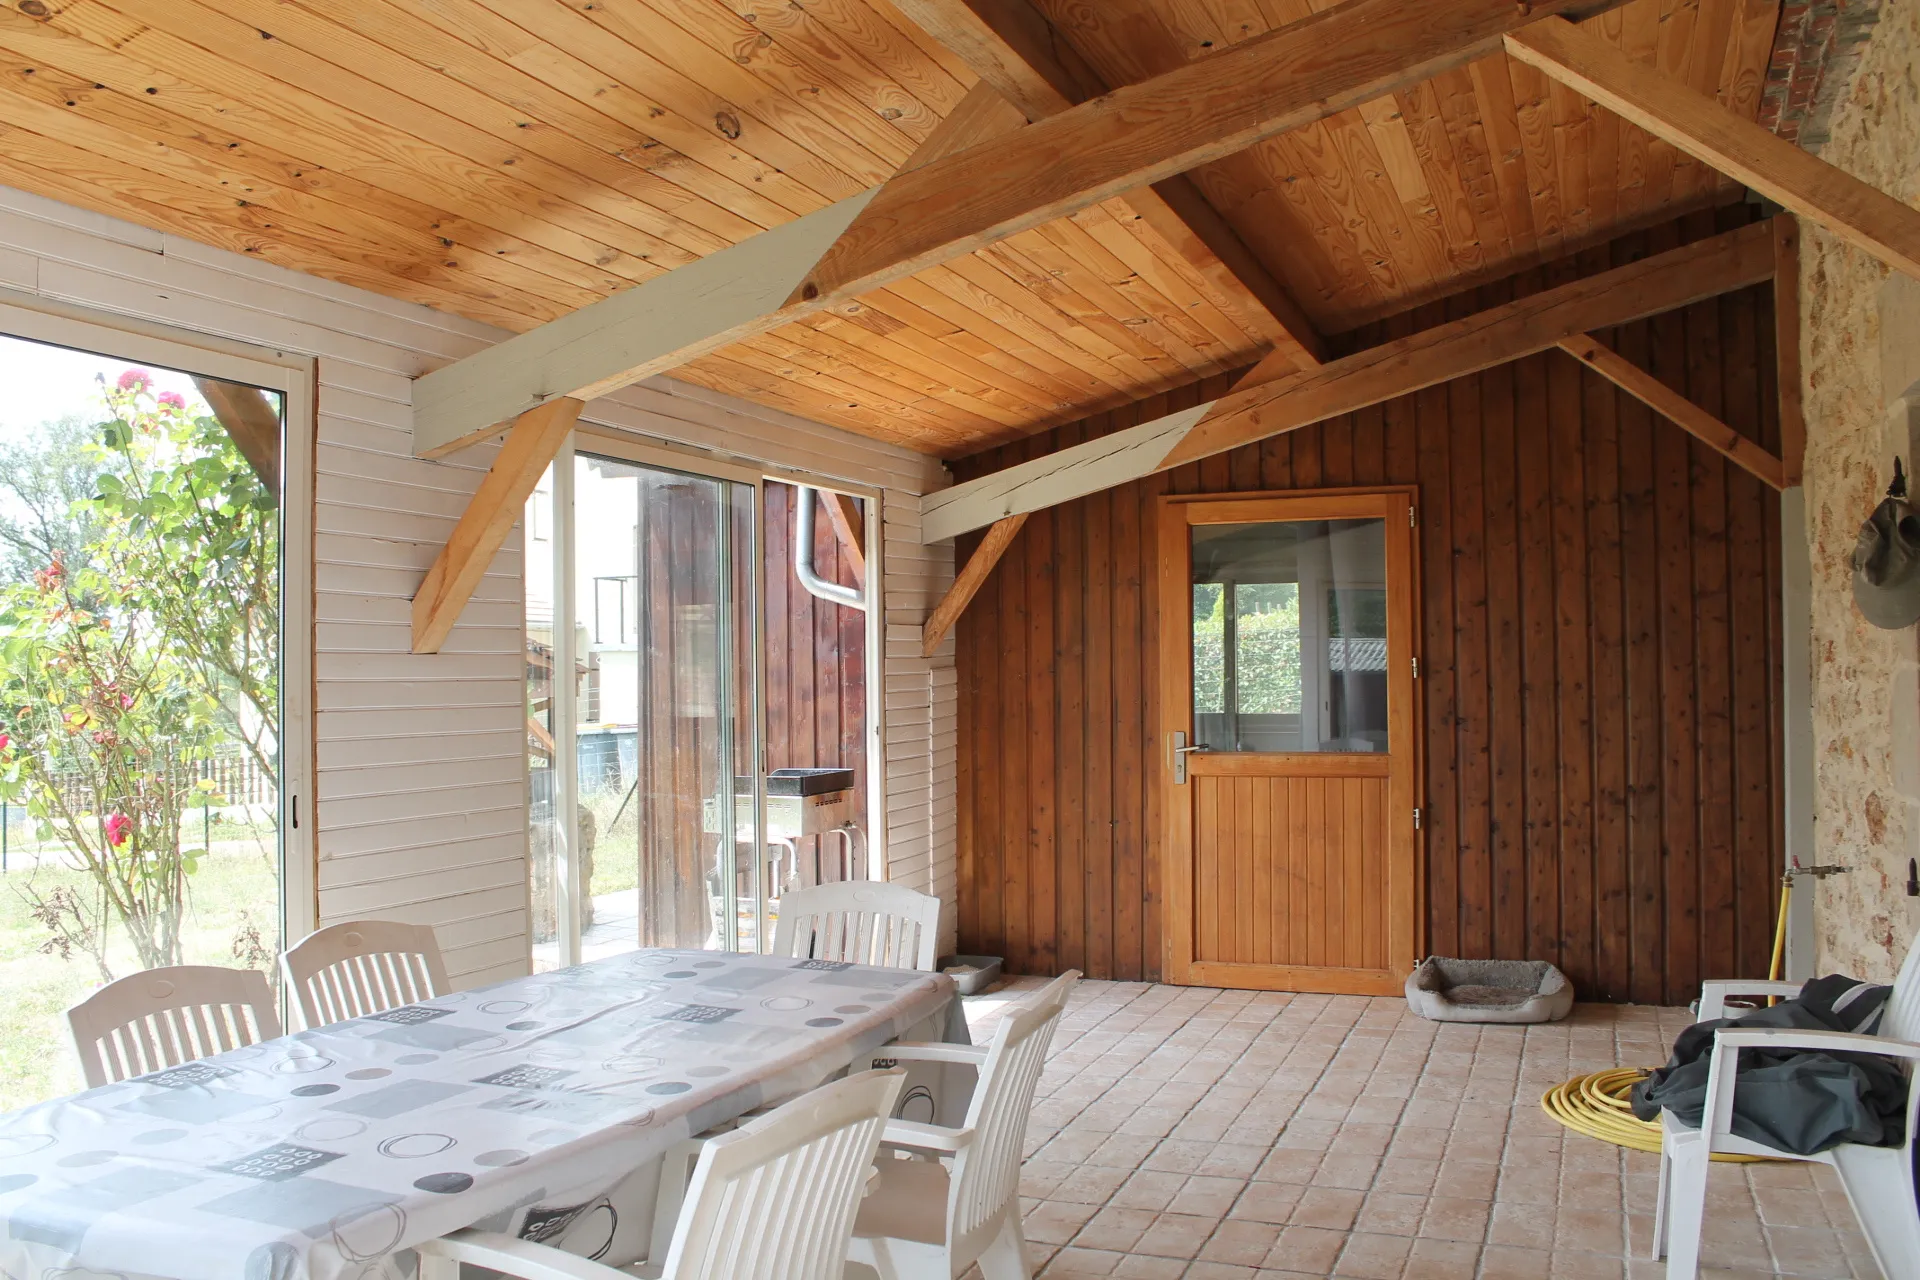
{"left": 1158, "top": 491, "right": 1420, "bottom": 995}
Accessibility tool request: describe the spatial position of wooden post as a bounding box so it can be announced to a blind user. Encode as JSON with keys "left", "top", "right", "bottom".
{"left": 1773, "top": 215, "right": 1807, "bottom": 487}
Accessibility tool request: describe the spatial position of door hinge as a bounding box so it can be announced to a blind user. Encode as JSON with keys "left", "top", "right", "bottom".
{"left": 1409, "top": 506, "right": 1417, "bottom": 528}
{"left": 1413, "top": 807, "right": 1422, "bottom": 830}
{"left": 1411, "top": 656, "right": 1420, "bottom": 679}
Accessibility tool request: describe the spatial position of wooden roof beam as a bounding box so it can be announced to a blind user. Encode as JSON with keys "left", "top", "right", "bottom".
{"left": 889, "top": 0, "right": 1327, "bottom": 369}
{"left": 921, "top": 221, "right": 1776, "bottom": 543}
{"left": 410, "top": 0, "right": 1629, "bottom": 458}
{"left": 1556, "top": 334, "right": 1787, "bottom": 489}
{"left": 1506, "top": 17, "right": 1920, "bottom": 282}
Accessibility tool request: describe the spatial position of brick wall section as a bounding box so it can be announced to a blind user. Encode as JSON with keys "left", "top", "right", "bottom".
{"left": 1759, "top": 0, "right": 1885, "bottom": 151}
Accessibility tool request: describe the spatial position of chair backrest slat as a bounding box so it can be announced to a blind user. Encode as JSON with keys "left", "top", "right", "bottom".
{"left": 66, "top": 966, "right": 282, "bottom": 1089}
{"left": 281, "top": 920, "right": 451, "bottom": 1029}
{"left": 770, "top": 882, "right": 942, "bottom": 971}
{"left": 662, "top": 1068, "right": 906, "bottom": 1280}
{"left": 949, "top": 971, "right": 1080, "bottom": 1252}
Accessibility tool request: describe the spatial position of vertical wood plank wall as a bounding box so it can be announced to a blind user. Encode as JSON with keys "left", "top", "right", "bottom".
{"left": 953, "top": 211, "right": 1785, "bottom": 1007}
{"left": 763, "top": 481, "right": 869, "bottom": 869}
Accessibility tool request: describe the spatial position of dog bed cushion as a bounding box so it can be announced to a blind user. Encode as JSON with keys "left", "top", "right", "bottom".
{"left": 1406, "top": 957, "right": 1574, "bottom": 1024}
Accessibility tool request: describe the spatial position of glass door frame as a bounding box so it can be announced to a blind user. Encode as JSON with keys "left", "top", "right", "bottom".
{"left": 546, "top": 424, "right": 885, "bottom": 963}
{"left": 0, "top": 291, "right": 320, "bottom": 951}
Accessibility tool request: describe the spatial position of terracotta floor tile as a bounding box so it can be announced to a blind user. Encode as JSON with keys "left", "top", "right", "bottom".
{"left": 985, "top": 983, "right": 1837, "bottom": 1280}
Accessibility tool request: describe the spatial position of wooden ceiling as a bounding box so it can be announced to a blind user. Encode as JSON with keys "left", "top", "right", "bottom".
{"left": 0, "top": 0, "right": 1780, "bottom": 458}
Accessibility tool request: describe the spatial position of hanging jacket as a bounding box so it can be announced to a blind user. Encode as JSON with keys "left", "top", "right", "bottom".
{"left": 1629, "top": 975, "right": 1907, "bottom": 1155}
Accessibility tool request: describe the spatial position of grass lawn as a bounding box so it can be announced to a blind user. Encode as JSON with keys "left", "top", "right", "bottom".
{"left": 0, "top": 821, "right": 280, "bottom": 1113}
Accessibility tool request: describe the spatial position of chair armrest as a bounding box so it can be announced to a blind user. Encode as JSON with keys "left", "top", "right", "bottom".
{"left": 858, "top": 1041, "right": 986, "bottom": 1071}
{"left": 880, "top": 1118, "right": 975, "bottom": 1155}
{"left": 1696, "top": 1027, "right": 1920, "bottom": 1144}
{"left": 417, "top": 1230, "right": 621, "bottom": 1280}
{"left": 1697, "top": 980, "right": 1805, "bottom": 1021}
{"left": 1713, "top": 1028, "right": 1920, "bottom": 1060}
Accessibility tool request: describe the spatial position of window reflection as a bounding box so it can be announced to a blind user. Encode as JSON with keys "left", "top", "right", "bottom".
{"left": 1191, "top": 519, "right": 1389, "bottom": 753}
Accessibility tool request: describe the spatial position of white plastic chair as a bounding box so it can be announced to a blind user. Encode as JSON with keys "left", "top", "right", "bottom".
{"left": 66, "top": 965, "right": 282, "bottom": 1088}
{"left": 773, "top": 881, "right": 942, "bottom": 971}
{"left": 846, "top": 969, "right": 1081, "bottom": 1280}
{"left": 1654, "top": 941, "right": 1920, "bottom": 1279}
{"left": 415, "top": 1067, "right": 906, "bottom": 1280}
{"left": 280, "top": 919, "right": 450, "bottom": 1029}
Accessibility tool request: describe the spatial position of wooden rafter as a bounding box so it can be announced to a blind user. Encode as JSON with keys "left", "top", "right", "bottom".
{"left": 889, "top": 0, "right": 1327, "bottom": 368}
{"left": 922, "top": 221, "right": 1775, "bottom": 543}
{"left": 411, "top": 0, "right": 1628, "bottom": 458}
{"left": 412, "top": 397, "right": 584, "bottom": 655}
{"left": 1506, "top": 18, "right": 1920, "bottom": 282}
{"left": 1555, "top": 334, "right": 1787, "bottom": 489}
{"left": 922, "top": 514, "right": 1029, "bottom": 657}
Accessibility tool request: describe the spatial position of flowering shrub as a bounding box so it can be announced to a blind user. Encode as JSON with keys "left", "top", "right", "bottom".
{"left": 0, "top": 371, "right": 277, "bottom": 977}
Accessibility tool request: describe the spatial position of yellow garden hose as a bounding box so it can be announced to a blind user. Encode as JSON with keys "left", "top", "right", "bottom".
{"left": 1538, "top": 876, "right": 1793, "bottom": 1162}
{"left": 1539, "top": 1067, "right": 1768, "bottom": 1162}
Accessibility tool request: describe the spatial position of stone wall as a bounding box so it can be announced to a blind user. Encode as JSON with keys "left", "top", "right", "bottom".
{"left": 1799, "top": 0, "right": 1920, "bottom": 978}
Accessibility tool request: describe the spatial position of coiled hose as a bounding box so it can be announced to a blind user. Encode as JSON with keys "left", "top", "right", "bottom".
{"left": 1537, "top": 875, "right": 1791, "bottom": 1163}
{"left": 1538, "top": 1067, "right": 1767, "bottom": 1162}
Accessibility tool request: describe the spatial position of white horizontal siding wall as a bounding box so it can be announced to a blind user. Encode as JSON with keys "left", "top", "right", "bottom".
{"left": 0, "top": 182, "right": 959, "bottom": 985}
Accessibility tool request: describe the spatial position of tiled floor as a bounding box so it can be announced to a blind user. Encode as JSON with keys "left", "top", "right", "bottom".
{"left": 961, "top": 980, "right": 1882, "bottom": 1280}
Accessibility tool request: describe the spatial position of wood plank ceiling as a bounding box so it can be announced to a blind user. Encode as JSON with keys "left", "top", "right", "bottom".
{"left": 0, "top": 0, "right": 1780, "bottom": 457}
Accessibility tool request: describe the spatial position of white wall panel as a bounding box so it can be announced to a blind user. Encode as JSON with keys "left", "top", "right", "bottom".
{"left": 0, "top": 182, "right": 959, "bottom": 986}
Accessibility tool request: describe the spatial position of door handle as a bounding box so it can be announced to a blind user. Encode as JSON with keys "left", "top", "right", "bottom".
{"left": 1170, "top": 732, "right": 1210, "bottom": 784}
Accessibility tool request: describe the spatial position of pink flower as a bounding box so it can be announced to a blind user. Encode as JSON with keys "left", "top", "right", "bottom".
{"left": 0, "top": 733, "right": 10, "bottom": 753}
{"left": 157, "top": 390, "right": 186, "bottom": 411}
{"left": 105, "top": 812, "right": 131, "bottom": 848}
{"left": 116, "top": 368, "right": 152, "bottom": 392}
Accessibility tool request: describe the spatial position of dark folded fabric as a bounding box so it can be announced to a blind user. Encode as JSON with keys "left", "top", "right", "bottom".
{"left": 1628, "top": 975, "right": 1906, "bottom": 1155}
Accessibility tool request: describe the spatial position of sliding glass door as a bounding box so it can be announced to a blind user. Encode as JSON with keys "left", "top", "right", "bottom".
{"left": 528, "top": 450, "right": 761, "bottom": 971}
{"left": 528, "top": 447, "right": 877, "bottom": 972}
{"left": 0, "top": 317, "right": 310, "bottom": 1108}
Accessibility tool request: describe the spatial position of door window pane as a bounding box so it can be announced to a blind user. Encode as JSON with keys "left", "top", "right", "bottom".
{"left": 0, "top": 334, "right": 284, "bottom": 1107}
{"left": 1191, "top": 518, "right": 1388, "bottom": 752}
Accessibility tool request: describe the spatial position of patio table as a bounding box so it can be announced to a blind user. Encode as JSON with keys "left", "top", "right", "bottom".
{"left": 0, "top": 948, "right": 963, "bottom": 1280}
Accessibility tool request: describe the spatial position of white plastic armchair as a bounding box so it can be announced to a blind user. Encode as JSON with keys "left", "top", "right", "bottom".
{"left": 66, "top": 965, "right": 283, "bottom": 1088}
{"left": 280, "top": 919, "right": 450, "bottom": 1029}
{"left": 416, "top": 1068, "right": 906, "bottom": 1280}
{"left": 847, "top": 969, "right": 1081, "bottom": 1280}
{"left": 773, "top": 881, "right": 942, "bottom": 971}
{"left": 1654, "top": 942, "right": 1920, "bottom": 1280}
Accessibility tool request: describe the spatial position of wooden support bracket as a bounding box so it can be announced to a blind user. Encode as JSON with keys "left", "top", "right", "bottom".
{"left": 1555, "top": 334, "right": 1787, "bottom": 489}
{"left": 193, "top": 377, "right": 281, "bottom": 494}
{"left": 922, "top": 514, "right": 1028, "bottom": 657}
{"left": 820, "top": 491, "right": 867, "bottom": 586}
{"left": 412, "top": 397, "right": 584, "bottom": 654}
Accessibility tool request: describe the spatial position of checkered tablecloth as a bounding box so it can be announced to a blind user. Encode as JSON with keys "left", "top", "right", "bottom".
{"left": 0, "top": 949, "right": 962, "bottom": 1280}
